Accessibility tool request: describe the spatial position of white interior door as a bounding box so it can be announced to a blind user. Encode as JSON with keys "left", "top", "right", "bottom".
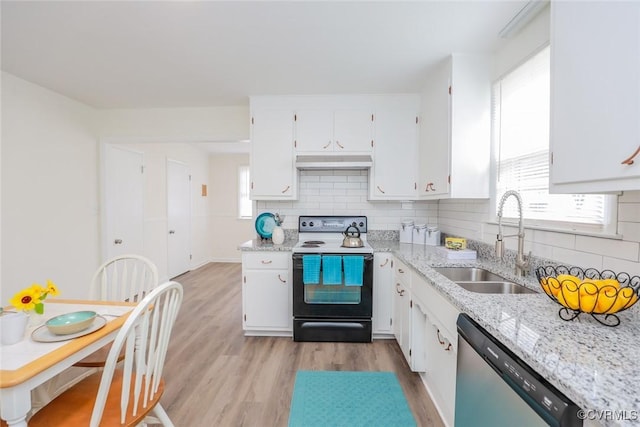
{"left": 167, "top": 159, "right": 191, "bottom": 278}
{"left": 104, "top": 145, "right": 144, "bottom": 259}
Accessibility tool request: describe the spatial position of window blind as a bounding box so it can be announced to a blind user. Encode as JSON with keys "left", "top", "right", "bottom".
{"left": 493, "top": 46, "right": 606, "bottom": 225}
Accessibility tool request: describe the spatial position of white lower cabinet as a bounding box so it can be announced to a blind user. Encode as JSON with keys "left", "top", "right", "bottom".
{"left": 423, "top": 304, "right": 457, "bottom": 427}
{"left": 373, "top": 253, "right": 394, "bottom": 336}
{"left": 405, "top": 266, "right": 460, "bottom": 427}
{"left": 241, "top": 252, "right": 292, "bottom": 335}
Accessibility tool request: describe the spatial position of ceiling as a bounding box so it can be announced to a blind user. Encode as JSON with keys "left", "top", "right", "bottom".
{"left": 1, "top": 1, "right": 529, "bottom": 110}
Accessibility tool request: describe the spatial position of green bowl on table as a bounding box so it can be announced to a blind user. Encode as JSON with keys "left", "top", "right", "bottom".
{"left": 45, "top": 311, "right": 97, "bottom": 335}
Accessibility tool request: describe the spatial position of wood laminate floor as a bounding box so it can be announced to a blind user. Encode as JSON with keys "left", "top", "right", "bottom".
{"left": 161, "top": 262, "right": 445, "bottom": 427}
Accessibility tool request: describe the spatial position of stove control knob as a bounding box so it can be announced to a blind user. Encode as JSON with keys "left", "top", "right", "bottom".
{"left": 301, "top": 221, "right": 307, "bottom": 227}
{"left": 359, "top": 221, "right": 364, "bottom": 228}
{"left": 309, "top": 221, "right": 314, "bottom": 227}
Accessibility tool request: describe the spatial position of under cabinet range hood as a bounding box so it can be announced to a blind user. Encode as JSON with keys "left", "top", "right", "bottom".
{"left": 295, "top": 154, "right": 373, "bottom": 170}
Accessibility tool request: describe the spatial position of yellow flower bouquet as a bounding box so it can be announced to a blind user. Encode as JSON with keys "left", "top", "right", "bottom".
{"left": 9, "top": 280, "right": 60, "bottom": 314}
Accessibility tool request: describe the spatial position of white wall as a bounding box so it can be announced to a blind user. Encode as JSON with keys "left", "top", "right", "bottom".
{"left": 1, "top": 72, "right": 101, "bottom": 300}
{"left": 209, "top": 153, "right": 254, "bottom": 261}
{"left": 98, "top": 106, "right": 249, "bottom": 142}
{"left": 257, "top": 170, "right": 438, "bottom": 231}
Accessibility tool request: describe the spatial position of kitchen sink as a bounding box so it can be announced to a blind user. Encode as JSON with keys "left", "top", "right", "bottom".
{"left": 432, "top": 267, "right": 507, "bottom": 282}
{"left": 455, "top": 281, "right": 536, "bottom": 295}
{"left": 432, "top": 267, "right": 537, "bottom": 295}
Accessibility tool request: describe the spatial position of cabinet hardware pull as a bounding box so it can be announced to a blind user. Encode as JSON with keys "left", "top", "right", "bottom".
{"left": 425, "top": 182, "right": 436, "bottom": 192}
{"left": 436, "top": 328, "right": 446, "bottom": 345}
{"left": 278, "top": 274, "right": 286, "bottom": 283}
{"left": 114, "top": 239, "right": 123, "bottom": 244}
{"left": 377, "top": 185, "right": 385, "bottom": 194}
{"left": 414, "top": 182, "right": 417, "bottom": 190}
{"left": 336, "top": 141, "right": 344, "bottom": 149}
{"left": 398, "top": 268, "right": 405, "bottom": 274}
{"left": 621, "top": 145, "right": 640, "bottom": 165}
{"left": 399, "top": 290, "right": 405, "bottom": 296}
{"left": 281, "top": 185, "right": 290, "bottom": 193}
{"left": 380, "top": 258, "right": 389, "bottom": 267}
{"left": 445, "top": 343, "right": 452, "bottom": 351}
{"left": 323, "top": 141, "right": 332, "bottom": 149}
{"left": 261, "top": 260, "right": 273, "bottom": 264}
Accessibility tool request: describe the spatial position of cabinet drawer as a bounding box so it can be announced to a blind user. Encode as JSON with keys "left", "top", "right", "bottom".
{"left": 393, "top": 258, "right": 411, "bottom": 287}
{"left": 243, "top": 252, "right": 290, "bottom": 269}
{"left": 411, "top": 271, "right": 459, "bottom": 338}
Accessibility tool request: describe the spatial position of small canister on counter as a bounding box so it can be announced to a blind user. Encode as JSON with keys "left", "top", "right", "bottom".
{"left": 412, "top": 223, "right": 427, "bottom": 245}
{"left": 400, "top": 220, "right": 414, "bottom": 243}
{"left": 425, "top": 226, "right": 441, "bottom": 246}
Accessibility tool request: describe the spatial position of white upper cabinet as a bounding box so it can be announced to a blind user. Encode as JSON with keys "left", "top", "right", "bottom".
{"left": 550, "top": 1, "right": 640, "bottom": 193}
{"left": 369, "top": 105, "right": 419, "bottom": 200}
{"left": 419, "top": 54, "right": 491, "bottom": 199}
{"left": 249, "top": 107, "right": 297, "bottom": 200}
{"left": 295, "top": 108, "right": 373, "bottom": 153}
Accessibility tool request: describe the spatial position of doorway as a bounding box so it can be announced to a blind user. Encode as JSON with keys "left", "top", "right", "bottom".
{"left": 167, "top": 159, "right": 191, "bottom": 278}
{"left": 103, "top": 145, "right": 144, "bottom": 259}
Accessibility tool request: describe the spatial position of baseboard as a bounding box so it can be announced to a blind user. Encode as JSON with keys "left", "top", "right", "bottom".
{"left": 209, "top": 257, "right": 242, "bottom": 263}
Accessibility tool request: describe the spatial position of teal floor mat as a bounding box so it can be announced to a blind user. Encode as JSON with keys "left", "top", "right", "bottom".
{"left": 288, "top": 370, "right": 417, "bottom": 427}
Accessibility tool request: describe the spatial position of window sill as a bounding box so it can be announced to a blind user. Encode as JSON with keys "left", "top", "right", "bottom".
{"left": 486, "top": 221, "right": 622, "bottom": 240}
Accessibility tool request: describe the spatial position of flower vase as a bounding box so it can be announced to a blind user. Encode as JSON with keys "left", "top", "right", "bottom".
{"left": 272, "top": 226, "right": 285, "bottom": 245}
{"left": 29, "top": 311, "right": 45, "bottom": 328}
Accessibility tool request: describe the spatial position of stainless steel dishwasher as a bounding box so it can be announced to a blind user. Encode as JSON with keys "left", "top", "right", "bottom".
{"left": 455, "top": 314, "right": 582, "bottom": 427}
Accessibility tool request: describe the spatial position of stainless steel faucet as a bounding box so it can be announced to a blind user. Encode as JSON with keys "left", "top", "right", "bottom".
{"left": 496, "top": 190, "right": 530, "bottom": 276}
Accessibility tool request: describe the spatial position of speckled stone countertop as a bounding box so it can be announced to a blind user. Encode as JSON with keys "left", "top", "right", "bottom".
{"left": 240, "top": 238, "right": 640, "bottom": 426}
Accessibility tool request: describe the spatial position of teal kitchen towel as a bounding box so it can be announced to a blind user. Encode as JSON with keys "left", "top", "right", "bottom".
{"left": 322, "top": 255, "right": 343, "bottom": 285}
{"left": 343, "top": 256, "right": 364, "bottom": 286}
{"left": 302, "top": 255, "right": 321, "bottom": 284}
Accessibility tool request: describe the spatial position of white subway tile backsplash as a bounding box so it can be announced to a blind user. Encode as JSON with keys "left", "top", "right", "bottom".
{"left": 531, "top": 230, "right": 576, "bottom": 250}
{"left": 602, "top": 256, "right": 640, "bottom": 276}
{"left": 619, "top": 221, "right": 640, "bottom": 242}
{"left": 575, "top": 235, "right": 639, "bottom": 262}
{"left": 619, "top": 190, "right": 640, "bottom": 203}
{"left": 550, "top": 247, "right": 603, "bottom": 270}
{"left": 618, "top": 202, "right": 640, "bottom": 222}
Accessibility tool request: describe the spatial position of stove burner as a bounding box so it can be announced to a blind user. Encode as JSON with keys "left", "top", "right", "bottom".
{"left": 303, "top": 240, "right": 325, "bottom": 245}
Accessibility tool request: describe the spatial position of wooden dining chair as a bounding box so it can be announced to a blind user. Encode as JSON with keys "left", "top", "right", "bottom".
{"left": 30, "top": 254, "right": 161, "bottom": 413}
{"left": 29, "top": 281, "right": 183, "bottom": 427}
{"left": 75, "top": 254, "right": 159, "bottom": 368}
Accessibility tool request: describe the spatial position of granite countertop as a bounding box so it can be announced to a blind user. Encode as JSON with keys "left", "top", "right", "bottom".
{"left": 240, "top": 238, "right": 640, "bottom": 426}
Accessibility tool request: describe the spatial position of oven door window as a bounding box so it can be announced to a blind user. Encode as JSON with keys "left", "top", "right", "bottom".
{"left": 304, "top": 284, "right": 361, "bottom": 304}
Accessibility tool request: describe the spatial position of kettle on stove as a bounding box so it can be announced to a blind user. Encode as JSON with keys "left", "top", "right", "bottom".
{"left": 342, "top": 225, "right": 364, "bottom": 248}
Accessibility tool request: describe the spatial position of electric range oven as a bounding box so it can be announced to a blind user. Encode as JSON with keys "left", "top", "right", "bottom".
{"left": 292, "top": 215, "right": 373, "bottom": 342}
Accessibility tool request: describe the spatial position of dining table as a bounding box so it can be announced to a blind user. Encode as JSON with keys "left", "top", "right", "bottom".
{"left": 0, "top": 299, "right": 137, "bottom": 427}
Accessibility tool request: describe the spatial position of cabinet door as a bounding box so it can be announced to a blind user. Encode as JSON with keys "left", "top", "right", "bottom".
{"left": 393, "top": 280, "right": 411, "bottom": 364}
{"left": 550, "top": 1, "right": 640, "bottom": 193}
{"left": 243, "top": 269, "right": 290, "bottom": 330}
{"left": 424, "top": 315, "right": 457, "bottom": 427}
{"left": 410, "top": 298, "right": 427, "bottom": 372}
{"left": 250, "top": 110, "right": 296, "bottom": 199}
{"left": 294, "top": 109, "right": 334, "bottom": 152}
{"left": 419, "top": 58, "right": 451, "bottom": 198}
{"left": 373, "top": 253, "right": 393, "bottom": 335}
{"left": 334, "top": 110, "right": 373, "bottom": 152}
{"left": 370, "top": 109, "right": 418, "bottom": 200}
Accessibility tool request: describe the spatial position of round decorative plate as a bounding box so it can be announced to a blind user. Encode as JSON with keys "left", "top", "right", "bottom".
{"left": 255, "top": 212, "right": 276, "bottom": 239}
{"left": 32, "top": 315, "right": 107, "bottom": 342}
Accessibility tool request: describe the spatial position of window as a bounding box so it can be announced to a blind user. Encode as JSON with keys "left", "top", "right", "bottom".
{"left": 238, "top": 165, "right": 252, "bottom": 219}
{"left": 492, "top": 46, "right": 615, "bottom": 232}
